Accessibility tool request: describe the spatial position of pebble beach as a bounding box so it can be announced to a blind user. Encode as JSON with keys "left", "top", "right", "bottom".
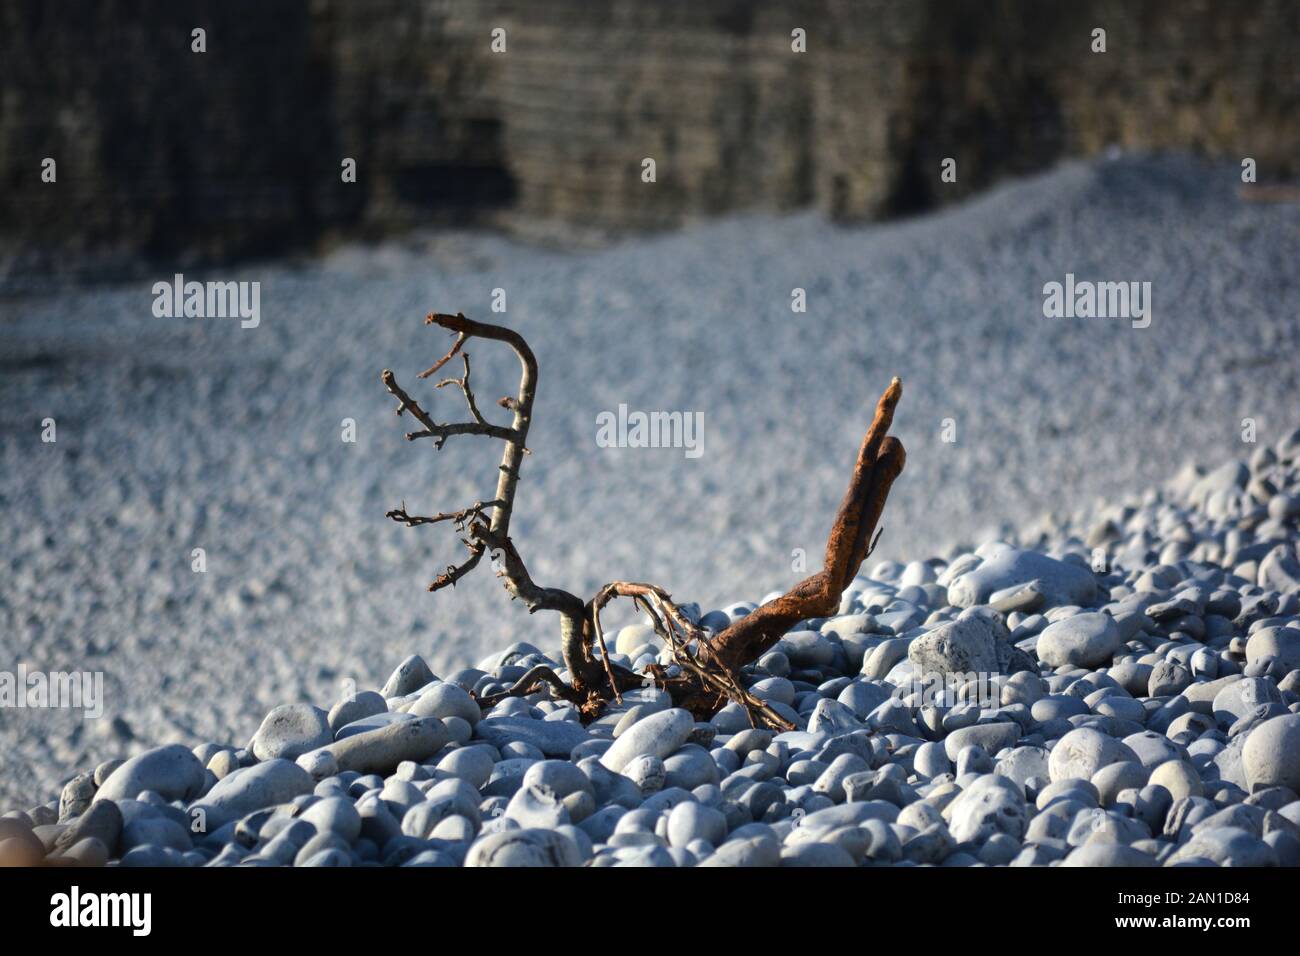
{"left": 2, "top": 154, "right": 1300, "bottom": 866}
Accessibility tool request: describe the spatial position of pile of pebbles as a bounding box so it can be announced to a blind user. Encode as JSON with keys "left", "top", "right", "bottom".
{"left": 5, "top": 430, "right": 1300, "bottom": 867}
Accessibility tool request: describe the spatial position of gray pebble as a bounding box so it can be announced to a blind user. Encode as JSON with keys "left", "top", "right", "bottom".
{"left": 190, "top": 759, "right": 315, "bottom": 831}
{"left": 408, "top": 682, "right": 481, "bottom": 726}
{"left": 327, "top": 691, "right": 388, "bottom": 733}
{"left": 1243, "top": 713, "right": 1300, "bottom": 792}
{"left": 475, "top": 716, "right": 591, "bottom": 757}
{"left": 317, "top": 716, "right": 449, "bottom": 775}
{"left": 298, "top": 795, "right": 361, "bottom": 841}
{"left": 251, "top": 704, "right": 332, "bottom": 761}
{"left": 1037, "top": 612, "right": 1122, "bottom": 669}
{"left": 94, "top": 744, "right": 206, "bottom": 804}
{"left": 382, "top": 655, "right": 436, "bottom": 698}
{"left": 666, "top": 801, "right": 727, "bottom": 848}
{"left": 600, "top": 708, "right": 693, "bottom": 773}
{"left": 465, "top": 828, "right": 581, "bottom": 867}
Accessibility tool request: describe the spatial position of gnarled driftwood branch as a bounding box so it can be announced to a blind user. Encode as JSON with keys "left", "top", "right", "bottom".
{"left": 383, "top": 312, "right": 905, "bottom": 728}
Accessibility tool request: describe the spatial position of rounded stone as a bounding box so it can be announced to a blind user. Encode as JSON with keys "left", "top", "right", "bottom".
{"left": 120, "top": 816, "right": 192, "bottom": 853}
{"left": 430, "top": 815, "right": 477, "bottom": 842}
{"left": 1037, "top": 613, "right": 1121, "bottom": 669}
{"left": 615, "top": 624, "right": 657, "bottom": 657}
{"left": 1166, "top": 827, "right": 1279, "bottom": 866}
{"left": 298, "top": 796, "right": 362, "bottom": 842}
{"left": 465, "top": 828, "right": 582, "bottom": 867}
{"left": 914, "top": 741, "right": 953, "bottom": 779}
{"left": 1121, "top": 731, "right": 1184, "bottom": 770}
{"left": 321, "top": 715, "right": 450, "bottom": 774}
{"left": 623, "top": 755, "right": 667, "bottom": 795}
{"left": 207, "top": 750, "right": 241, "bottom": 780}
{"left": 474, "top": 716, "right": 592, "bottom": 757}
{"left": 1246, "top": 627, "right": 1300, "bottom": 675}
{"left": 504, "top": 784, "right": 571, "bottom": 829}
{"left": 381, "top": 655, "right": 436, "bottom": 698}
{"left": 907, "top": 616, "right": 1000, "bottom": 678}
{"left": 1048, "top": 727, "right": 1133, "bottom": 782}
{"left": 521, "top": 759, "right": 593, "bottom": 799}
{"left": 663, "top": 749, "right": 720, "bottom": 791}
{"left": 945, "top": 774, "right": 1027, "bottom": 843}
{"left": 1243, "top": 714, "right": 1300, "bottom": 793}
{"left": 1212, "top": 678, "right": 1282, "bottom": 729}
{"left": 189, "top": 758, "right": 315, "bottom": 831}
{"left": 1061, "top": 844, "right": 1157, "bottom": 866}
{"left": 600, "top": 708, "right": 694, "bottom": 773}
{"left": 327, "top": 691, "right": 387, "bottom": 733}
{"left": 296, "top": 748, "right": 338, "bottom": 781}
{"left": 994, "top": 746, "right": 1050, "bottom": 789}
{"left": 51, "top": 800, "right": 122, "bottom": 856}
{"left": 93, "top": 744, "right": 207, "bottom": 804}
{"left": 944, "top": 722, "right": 1020, "bottom": 761}
{"left": 251, "top": 704, "right": 332, "bottom": 761}
{"left": 947, "top": 547, "right": 1096, "bottom": 609}
{"left": 408, "top": 682, "right": 481, "bottom": 726}
{"left": 1091, "top": 761, "right": 1149, "bottom": 806}
{"left": 699, "top": 835, "right": 781, "bottom": 867}
{"left": 436, "top": 746, "right": 497, "bottom": 789}
{"left": 1148, "top": 659, "right": 1193, "bottom": 697}
{"left": 750, "top": 677, "right": 797, "bottom": 707}
{"left": 1148, "top": 760, "right": 1203, "bottom": 801}
{"left": 666, "top": 801, "right": 727, "bottom": 848}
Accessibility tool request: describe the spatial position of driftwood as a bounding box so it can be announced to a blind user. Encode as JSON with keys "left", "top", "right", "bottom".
{"left": 383, "top": 312, "right": 905, "bottom": 730}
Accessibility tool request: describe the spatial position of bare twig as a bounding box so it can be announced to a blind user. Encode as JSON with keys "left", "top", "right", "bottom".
{"left": 476, "top": 664, "right": 586, "bottom": 709}
{"left": 429, "top": 538, "right": 486, "bottom": 593}
{"left": 417, "top": 332, "right": 467, "bottom": 379}
{"left": 435, "top": 353, "right": 490, "bottom": 428}
{"left": 382, "top": 367, "right": 517, "bottom": 447}
{"left": 587, "top": 599, "right": 624, "bottom": 705}
{"left": 385, "top": 499, "right": 503, "bottom": 529}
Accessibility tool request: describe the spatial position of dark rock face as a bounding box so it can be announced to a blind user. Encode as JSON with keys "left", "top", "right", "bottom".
{"left": 3, "top": 0, "right": 1296, "bottom": 274}
{"left": 0, "top": 0, "right": 511, "bottom": 279}
{"left": 2, "top": 1, "right": 342, "bottom": 274}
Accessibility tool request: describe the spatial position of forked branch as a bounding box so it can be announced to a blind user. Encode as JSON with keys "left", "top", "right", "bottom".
{"left": 384, "top": 313, "right": 601, "bottom": 689}
{"left": 705, "top": 379, "right": 905, "bottom": 674}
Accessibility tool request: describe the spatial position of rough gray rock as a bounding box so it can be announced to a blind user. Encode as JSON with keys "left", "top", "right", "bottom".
{"left": 908, "top": 616, "right": 1000, "bottom": 678}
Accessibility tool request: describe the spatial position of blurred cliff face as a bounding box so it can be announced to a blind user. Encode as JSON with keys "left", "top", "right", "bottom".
{"left": 2, "top": 0, "right": 1296, "bottom": 278}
